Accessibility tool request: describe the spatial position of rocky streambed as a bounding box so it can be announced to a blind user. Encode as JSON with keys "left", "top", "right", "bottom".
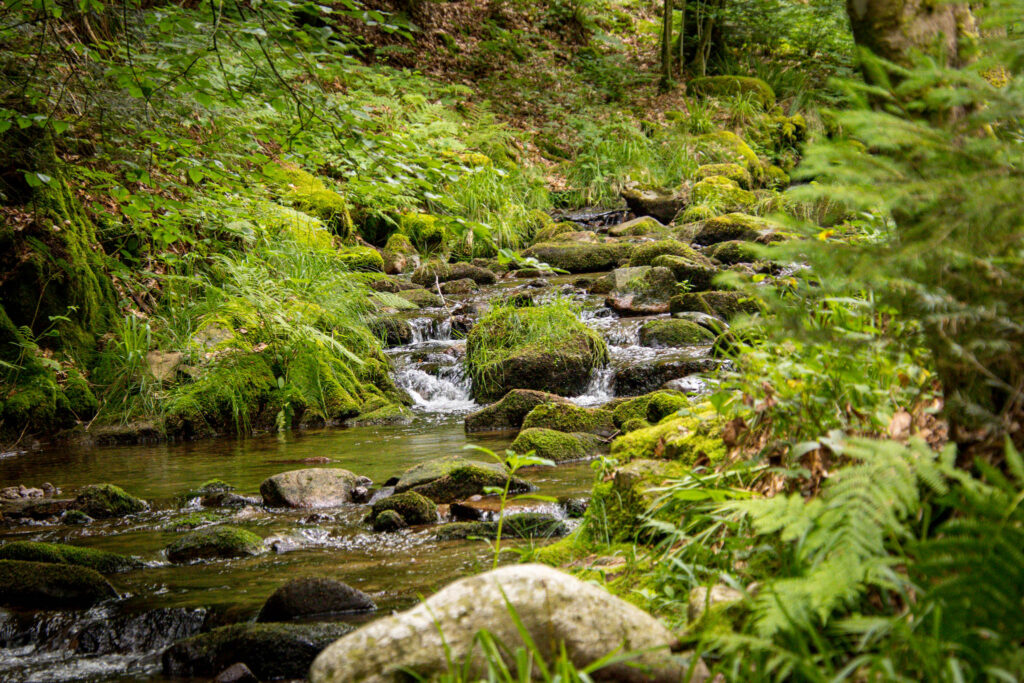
{"left": 0, "top": 207, "right": 768, "bottom": 681}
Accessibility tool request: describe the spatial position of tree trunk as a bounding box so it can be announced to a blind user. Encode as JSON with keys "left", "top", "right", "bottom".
{"left": 845, "top": 0, "right": 977, "bottom": 69}
{"left": 660, "top": 0, "right": 673, "bottom": 90}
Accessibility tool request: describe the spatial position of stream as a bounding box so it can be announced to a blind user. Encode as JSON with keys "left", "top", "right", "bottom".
{"left": 0, "top": 246, "right": 719, "bottom": 682}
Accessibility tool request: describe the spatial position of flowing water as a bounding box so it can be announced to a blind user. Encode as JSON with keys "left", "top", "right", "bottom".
{"left": 0, "top": 252, "right": 722, "bottom": 682}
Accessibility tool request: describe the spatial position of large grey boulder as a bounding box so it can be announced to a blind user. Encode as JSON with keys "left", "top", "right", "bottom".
{"left": 259, "top": 468, "right": 360, "bottom": 508}
{"left": 309, "top": 564, "right": 708, "bottom": 683}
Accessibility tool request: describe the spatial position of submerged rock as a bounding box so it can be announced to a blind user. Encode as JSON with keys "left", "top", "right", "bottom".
{"left": 258, "top": 577, "right": 375, "bottom": 622}
{"left": 259, "top": 468, "right": 359, "bottom": 508}
{"left": 464, "top": 389, "right": 570, "bottom": 433}
{"left": 73, "top": 483, "right": 148, "bottom": 518}
{"left": 309, "top": 564, "right": 706, "bottom": 683}
{"left": 0, "top": 541, "right": 141, "bottom": 574}
{"left": 510, "top": 428, "right": 603, "bottom": 463}
{"left": 165, "top": 526, "right": 265, "bottom": 563}
{"left": 163, "top": 622, "right": 353, "bottom": 680}
{"left": 0, "top": 559, "right": 117, "bottom": 609}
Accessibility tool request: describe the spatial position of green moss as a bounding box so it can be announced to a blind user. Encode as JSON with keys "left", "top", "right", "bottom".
{"left": 696, "top": 131, "right": 764, "bottom": 185}
{"left": 638, "top": 319, "right": 715, "bottom": 347}
{"left": 383, "top": 232, "right": 416, "bottom": 256}
{"left": 0, "top": 559, "right": 118, "bottom": 609}
{"left": 400, "top": 213, "right": 450, "bottom": 255}
{"left": 764, "top": 164, "right": 791, "bottom": 189}
{"left": 373, "top": 509, "right": 407, "bottom": 531}
{"left": 534, "top": 221, "right": 577, "bottom": 244}
{"left": 163, "top": 353, "right": 276, "bottom": 438}
{"left": 521, "top": 403, "right": 615, "bottom": 435}
{"left": 337, "top": 246, "right": 384, "bottom": 272}
{"left": 621, "top": 417, "right": 650, "bottom": 433}
{"left": 510, "top": 427, "right": 603, "bottom": 462}
{"left": 649, "top": 254, "right": 720, "bottom": 291}
{"left": 669, "top": 291, "right": 759, "bottom": 320}
{"left": 611, "top": 391, "right": 685, "bottom": 429}
{"left": 434, "top": 513, "right": 568, "bottom": 540}
{"left": 396, "top": 288, "right": 443, "bottom": 308}
{"left": 263, "top": 163, "right": 353, "bottom": 238}
{"left": 709, "top": 240, "right": 761, "bottom": 264}
{"left": 628, "top": 240, "right": 704, "bottom": 267}
{"left": 695, "top": 163, "right": 752, "bottom": 189}
{"left": 162, "top": 511, "right": 224, "bottom": 531}
{"left": 407, "top": 465, "right": 532, "bottom": 504}
{"left": 770, "top": 113, "right": 807, "bottom": 147}
{"left": 610, "top": 414, "right": 726, "bottom": 465}
{"left": 165, "top": 525, "right": 265, "bottom": 563}
{"left": 254, "top": 202, "right": 333, "bottom": 250}
{"left": 74, "top": 483, "right": 148, "bottom": 518}
{"left": 0, "top": 541, "right": 141, "bottom": 573}
{"left": 585, "top": 459, "right": 694, "bottom": 542}
{"left": 693, "top": 213, "right": 782, "bottom": 246}
{"left": 690, "top": 176, "right": 757, "bottom": 213}
{"left": 347, "top": 400, "right": 413, "bottom": 426}
{"left": 521, "top": 241, "right": 634, "bottom": 273}
{"left": 466, "top": 303, "right": 608, "bottom": 401}
{"left": 371, "top": 491, "right": 437, "bottom": 525}
{"left": 690, "top": 76, "right": 776, "bottom": 107}
{"left": 676, "top": 205, "right": 717, "bottom": 223}
{"left": 63, "top": 368, "right": 98, "bottom": 420}
{"left": 608, "top": 216, "right": 667, "bottom": 238}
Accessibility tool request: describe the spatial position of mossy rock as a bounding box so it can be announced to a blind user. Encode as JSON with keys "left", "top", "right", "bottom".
{"left": 628, "top": 240, "right": 701, "bottom": 267}
{"left": 510, "top": 428, "right": 603, "bottom": 463}
{"left": 690, "top": 76, "right": 775, "bottom": 108}
{"left": 0, "top": 559, "right": 118, "bottom": 608}
{"left": 696, "top": 131, "right": 764, "bottom": 185}
{"left": 764, "top": 164, "right": 791, "bottom": 189}
{"left": 395, "top": 457, "right": 507, "bottom": 492}
{"left": 638, "top": 319, "right": 716, "bottom": 348}
{"left": 63, "top": 368, "right": 99, "bottom": 420}
{"left": 162, "top": 622, "right": 354, "bottom": 680}
{"left": 611, "top": 391, "right": 686, "bottom": 430}
{"left": 165, "top": 526, "right": 265, "bottom": 563}
{"left": 464, "top": 389, "right": 571, "bottom": 433}
{"left": 690, "top": 176, "right": 756, "bottom": 213}
{"left": 770, "top": 113, "right": 808, "bottom": 147}
{"left": 371, "top": 491, "right": 437, "bottom": 526}
{"left": 676, "top": 205, "right": 717, "bottom": 224}
{"left": 607, "top": 216, "right": 668, "bottom": 238}
{"left": 434, "top": 513, "right": 568, "bottom": 541}
{"left": 0, "top": 541, "right": 141, "bottom": 574}
{"left": 162, "top": 511, "right": 224, "bottom": 532}
{"left": 693, "top": 213, "right": 782, "bottom": 247}
{"left": 373, "top": 509, "right": 408, "bottom": 532}
{"left": 604, "top": 266, "right": 677, "bottom": 316}
{"left": 411, "top": 260, "right": 497, "bottom": 287}
{"left": 708, "top": 240, "right": 761, "bottom": 264}
{"left": 695, "top": 163, "right": 752, "bottom": 189}
{"left": 263, "top": 163, "right": 354, "bottom": 238}
{"left": 440, "top": 278, "right": 478, "bottom": 295}
{"left": 521, "top": 242, "right": 634, "bottom": 273}
{"left": 337, "top": 246, "right": 384, "bottom": 272}
{"left": 369, "top": 317, "right": 413, "bottom": 348}
{"left": 258, "top": 577, "right": 376, "bottom": 622}
{"left": 620, "top": 188, "right": 687, "bottom": 224}
{"left": 406, "top": 465, "right": 533, "bottom": 505}
{"left": 396, "top": 288, "right": 443, "bottom": 308}
{"left": 521, "top": 403, "right": 615, "bottom": 436}
{"left": 382, "top": 232, "right": 419, "bottom": 275}
{"left": 650, "top": 254, "right": 720, "bottom": 291}
{"left": 610, "top": 414, "right": 726, "bottom": 465}
{"left": 399, "top": 213, "right": 450, "bottom": 255}
{"left": 533, "top": 221, "right": 577, "bottom": 244}
{"left": 466, "top": 304, "right": 608, "bottom": 401}
{"left": 74, "top": 484, "right": 148, "bottom": 518}
{"left": 669, "top": 291, "right": 759, "bottom": 320}
{"left": 585, "top": 459, "right": 693, "bottom": 542}
{"left": 347, "top": 401, "right": 413, "bottom": 426}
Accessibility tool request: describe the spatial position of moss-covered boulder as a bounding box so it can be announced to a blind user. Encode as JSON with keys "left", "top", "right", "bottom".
{"left": 466, "top": 304, "right": 608, "bottom": 401}
{"left": 371, "top": 491, "right": 437, "bottom": 526}
{"left": 690, "top": 76, "right": 776, "bottom": 107}
{"left": 0, "top": 541, "right": 141, "bottom": 574}
{"left": 521, "top": 242, "right": 633, "bottom": 273}
{"left": 521, "top": 403, "right": 615, "bottom": 436}
{"left": 510, "top": 428, "right": 603, "bottom": 463}
{"left": 163, "top": 622, "right": 354, "bottom": 680}
{"left": 610, "top": 414, "right": 726, "bottom": 464}
{"left": 628, "top": 239, "right": 701, "bottom": 267}
{"left": 585, "top": 459, "right": 693, "bottom": 542}
{"left": 611, "top": 391, "right": 687, "bottom": 431}
{"left": 257, "top": 577, "right": 375, "bottom": 622}
{"left": 394, "top": 457, "right": 503, "bottom": 492}
{"left": 382, "top": 232, "right": 419, "bottom": 275}
{"left": 696, "top": 131, "right": 764, "bottom": 185}
{"left": 165, "top": 526, "right": 265, "bottom": 564}
{"left": 693, "top": 213, "right": 782, "bottom": 247}
{"left": 337, "top": 246, "right": 384, "bottom": 272}
{"left": 440, "top": 278, "right": 478, "bottom": 295}
{"left": 708, "top": 240, "right": 761, "bottom": 264}
{"left": 669, "top": 291, "right": 759, "bottom": 320}
{"left": 400, "top": 213, "right": 449, "bottom": 254}
{"left": 259, "top": 468, "right": 360, "bottom": 508}
{"left": 405, "top": 466, "right": 533, "bottom": 505}
{"left": 412, "top": 261, "right": 496, "bottom": 287}
{"left": 604, "top": 266, "right": 677, "bottom": 316}
{"left": 607, "top": 216, "right": 668, "bottom": 238}
{"left": 0, "top": 559, "right": 118, "bottom": 608}
{"left": 263, "top": 163, "right": 354, "bottom": 238}
{"left": 695, "top": 163, "right": 752, "bottom": 189}
{"left": 369, "top": 317, "right": 413, "bottom": 348}
{"left": 74, "top": 484, "right": 148, "bottom": 518}
{"left": 690, "top": 176, "right": 756, "bottom": 213}
{"left": 434, "top": 513, "right": 569, "bottom": 541}
{"left": 397, "top": 287, "right": 443, "bottom": 308}
{"left": 613, "top": 355, "right": 717, "bottom": 396}
{"left": 638, "top": 319, "right": 716, "bottom": 348}
{"left": 620, "top": 188, "right": 687, "bottom": 224}
{"left": 373, "top": 509, "right": 407, "bottom": 532}
{"left": 650, "top": 254, "right": 720, "bottom": 291}
{"left": 464, "top": 389, "right": 570, "bottom": 433}
{"left": 533, "top": 220, "right": 576, "bottom": 244}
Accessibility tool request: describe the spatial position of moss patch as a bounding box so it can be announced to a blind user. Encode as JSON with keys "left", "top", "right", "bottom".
{"left": 669, "top": 291, "right": 759, "bottom": 320}
{"left": 638, "top": 319, "right": 715, "bottom": 347}
{"left": 521, "top": 403, "right": 615, "bottom": 436}
{"left": 74, "top": 484, "right": 148, "bottom": 518}
{"left": 693, "top": 213, "right": 782, "bottom": 247}
{"left": 165, "top": 526, "right": 265, "bottom": 563}
{"left": 609, "top": 414, "right": 726, "bottom": 465}
{"left": 690, "top": 76, "right": 776, "bottom": 107}
{"left": 0, "top": 541, "right": 141, "bottom": 573}
{"left": 511, "top": 428, "right": 603, "bottom": 462}
{"left": 695, "top": 163, "right": 752, "bottom": 189}
{"left": 371, "top": 491, "right": 437, "bottom": 525}
{"left": 628, "top": 240, "right": 703, "bottom": 267}
{"left": 690, "top": 176, "right": 756, "bottom": 214}
{"left": 263, "top": 163, "right": 353, "bottom": 238}
{"left": 0, "top": 559, "right": 118, "bottom": 608}
{"left": 522, "top": 241, "right": 634, "bottom": 273}
{"left": 464, "top": 389, "right": 570, "bottom": 433}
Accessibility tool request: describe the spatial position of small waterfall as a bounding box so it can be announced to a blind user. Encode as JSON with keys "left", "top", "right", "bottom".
{"left": 571, "top": 366, "right": 615, "bottom": 406}
{"left": 408, "top": 317, "right": 451, "bottom": 344}
{"left": 392, "top": 357, "right": 475, "bottom": 414}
